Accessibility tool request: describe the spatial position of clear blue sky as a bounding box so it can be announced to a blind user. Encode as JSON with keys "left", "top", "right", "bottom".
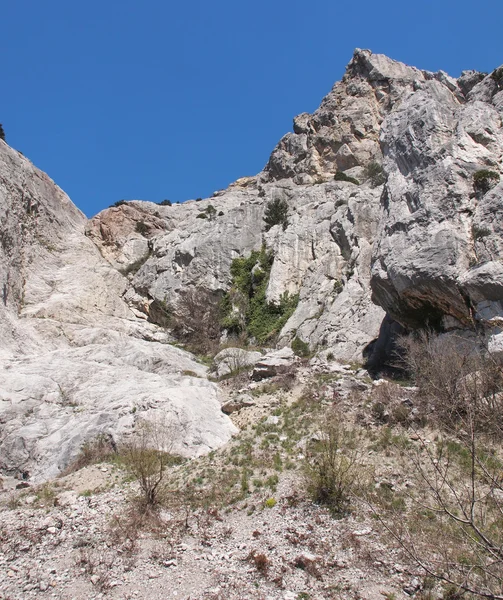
{"left": 2, "top": 0, "right": 502, "bottom": 217}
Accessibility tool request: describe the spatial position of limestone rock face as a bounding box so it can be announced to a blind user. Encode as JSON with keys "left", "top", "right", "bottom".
{"left": 0, "top": 141, "right": 237, "bottom": 482}
{"left": 88, "top": 50, "right": 503, "bottom": 364}
{"left": 262, "top": 49, "right": 427, "bottom": 184}
{"left": 370, "top": 67, "right": 503, "bottom": 348}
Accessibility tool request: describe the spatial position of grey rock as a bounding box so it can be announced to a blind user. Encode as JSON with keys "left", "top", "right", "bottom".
{"left": 252, "top": 347, "right": 298, "bottom": 380}
{"left": 0, "top": 141, "right": 237, "bottom": 482}
{"left": 212, "top": 348, "right": 262, "bottom": 377}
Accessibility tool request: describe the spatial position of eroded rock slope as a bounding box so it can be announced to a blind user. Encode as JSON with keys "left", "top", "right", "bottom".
{"left": 0, "top": 143, "right": 236, "bottom": 482}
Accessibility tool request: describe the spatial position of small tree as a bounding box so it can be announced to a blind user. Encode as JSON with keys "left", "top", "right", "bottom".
{"left": 264, "top": 198, "right": 288, "bottom": 231}
{"left": 205, "top": 204, "right": 217, "bottom": 221}
{"left": 303, "top": 410, "right": 362, "bottom": 518}
{"left": 0, "top": 124, "right": 5, "bottom": 141}
{"left": 120, "top": 419, "right": 182, "bottom": 507}
{"left": 373, "top": 332, "right": 503, "bottom": 598}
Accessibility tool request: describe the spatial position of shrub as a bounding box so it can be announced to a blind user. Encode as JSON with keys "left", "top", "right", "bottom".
{"left": 264, "top": 497, "right": 277, "bottom": 508}
{"left": 247, "top": 550, "right": 270, "bottom": 574}
{"left": 363, "top": 161, "right": 385, "bottom": 187}
{"left": 135, "top": 221, "right": 149, "bottom": 235}
{"left": 196, "top": 212, "right": 207, "bottom": 219}
{"left": 491, "top": 66, "right": 503, "bottom": 87}
{"left": 0, "top": 124, "right": 5, "bottom": 142}
{"left": 221, "top": 247, "right": 298, "bottom": 343}
{"left": 62, "top": 434, "right": 117, "bottom": 475}
{"left": 120, "top": 420, "right": 183, "bottom": 507}
{"left": 399, "top": 332, "right": 503, "bottom": 437}
{"left": 264, "top": 198, "right": 289, "bottom": 231}
{"left": 334, "top": 171, "right": 360, "bottom": 185}
{"left": 205, "top": 204, "right": 217, "bottom": 221}
{"left": 303, "top": 411, "right": 362, "bottom": 517}
{"left": 291, "top": 336, "right": 310, "bottom": 358}
{"left": 157, "top": 199, "right": 172, "bottom": 206}
{"left": 473, "top": 169, "right": 499, "bottom": 194}
{"left": 119, "top": 249, "right": 152, "bottom": 276}
{"left": 111, "top": 200, "right": 127, "bottom": 208}
{"left": 472, "top": 224, "right": 491, "bottom": 241}
{"left": 170, "top": 288, "right": 222, "bottom": 354}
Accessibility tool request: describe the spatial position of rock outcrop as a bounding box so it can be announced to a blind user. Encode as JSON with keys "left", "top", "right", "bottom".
{"left": 88, "top": 49, "right": 503, "bottom": 363}
{"left": 2, "top": 49, "right": 503, "bottom": 482}
{"left": 0, "top": 141, "right": 237, "bottom": 483}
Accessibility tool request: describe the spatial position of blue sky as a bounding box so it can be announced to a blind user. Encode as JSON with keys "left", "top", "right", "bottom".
{"left": 2, "top": 0, "right": 502, "bottom": 217}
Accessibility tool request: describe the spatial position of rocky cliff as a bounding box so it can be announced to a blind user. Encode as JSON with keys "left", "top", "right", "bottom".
{"left": 1, "top": 49, "right": 502, "bottom": 482}
{"left": 88, "top": 49, "right": 503, "bottom": 360}
{"left": 0, "top": 143, "right": 236, "bottom": 482}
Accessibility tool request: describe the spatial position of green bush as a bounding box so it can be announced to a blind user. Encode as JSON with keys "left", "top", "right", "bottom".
{"left": 292, "top": 336, "right": 310, "bottom": 357}
{"left": 0, "top": 124, "right": 5, "bottom": 142}
{"left": 334, "top": 171, "right": 360, "bottom": 185}
{"left": 157, "top": 199, "right": 172, "bottom": 206}
{"left": 473, "top": 169, "right": 499, "bottom": 194}
{"left": 491, "top": 66, "right": 503, "bottom": 87}
{"left": 196, "top": 212, "right": 207, "bottom": 219}
{"left": 135, "top": 221, "right": 149, "bottom": 235}
{"left": 363, "top": 161, "right": 385, "bottom": 187}
{"left": 264, "top": 198, "right": 289, "bottom": 231}
{"left": 221, "top": 247, "right": 299, "bottom": 343}
{"left": 111, "top": 200, "right": 127, "bottom": 208}
{"left": 205, "top": 205, "right": 217, "bottom": 220}
{"left": 472, "top": 224, "right": 491, "bottom": 241}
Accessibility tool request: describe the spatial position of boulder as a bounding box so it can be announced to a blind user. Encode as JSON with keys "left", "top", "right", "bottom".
{"left": 251, "top": 347, "right": 298, "bottom": 381}
{"left": 212, "top": 348, "right": 263, "bottom": 378}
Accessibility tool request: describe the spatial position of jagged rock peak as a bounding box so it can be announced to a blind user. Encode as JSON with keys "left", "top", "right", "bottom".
{"left": 345, "top": 48, "right": 428, "bottom": 83}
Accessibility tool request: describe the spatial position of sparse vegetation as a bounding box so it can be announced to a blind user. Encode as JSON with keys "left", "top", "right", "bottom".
{"left": 120, "top": 420, "right": 183, "bottom": 507}
{"left": 0, "top": 123, "right": 5, "bottom": 142}
{"left": 303, "top": 410, "right": 363, "bottom": 518}
{"left": 473, "top": 169, "right": 500, "bottom": 194}
{"left": 291, "top": 336, "right": 310, "bottom": 358}
{"left": 264, "top": 198, "right": 289, "bottom": 231}
{"left": 62, "top": 433, "right": 117, "bottom": 475}
{"left": 157, "top": 199, "right": 172, "bottom": 206}
{"left": 472, "top": 223, "right": 491, "bottom": 241}
{"left": 135, "top": 221, "right": 149, "bottom": 235}
{"left": 373, "top": 332, "right": 503, "bottom": 598}
{"left": 118, "top": 249, "right": 152, "bottom": 276}
{"left": 363, "top": 161, "right": 385, "bottom": 187}
{"left": 334, "top": 171, "right": 360, "bottom": 185}
{"left": 169, "top": 287, "right": 222, "bottom": 354}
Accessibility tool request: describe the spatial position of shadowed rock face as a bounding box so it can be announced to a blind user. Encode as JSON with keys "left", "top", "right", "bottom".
{"left": 371, "top": 66, "right": 503, "bottom": 347}
{"left": 2, "top": 49, "right": 503, "bottom": 481}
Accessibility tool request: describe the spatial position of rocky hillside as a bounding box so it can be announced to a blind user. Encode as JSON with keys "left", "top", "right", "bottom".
{"left": 1, "top": 49, "right": 503, "bottom": 484}
{"left": 88, "top": 49, "right": 503, "bottom": 363}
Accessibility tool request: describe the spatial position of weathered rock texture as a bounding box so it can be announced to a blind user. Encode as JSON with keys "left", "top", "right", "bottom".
{"left": 0, "top": 142, "right": 237, "bottom": 482}
{"left": 2, "top": 49, "right": 503, "bottom": 481}
{"left": 89, "top": 50, "right": 503, "bottom": 362}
